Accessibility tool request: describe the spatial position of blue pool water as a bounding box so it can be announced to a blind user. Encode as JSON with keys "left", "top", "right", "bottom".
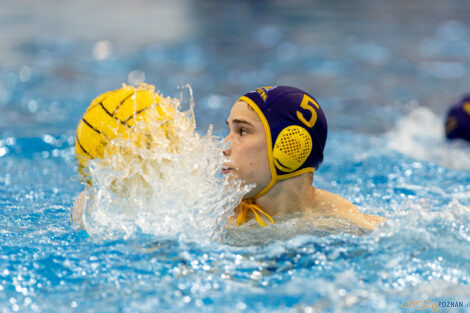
{"left": 1, "top": 1, "right": 470, "bottom": 312}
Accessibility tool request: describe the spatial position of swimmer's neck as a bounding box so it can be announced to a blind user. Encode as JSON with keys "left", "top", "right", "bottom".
{"left": 253, "top": 173, "right": 316, "bottom": 217}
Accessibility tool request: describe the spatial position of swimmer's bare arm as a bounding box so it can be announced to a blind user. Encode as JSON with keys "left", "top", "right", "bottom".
{"left": 72, "top": 190, "right": 86, "bottom": 229}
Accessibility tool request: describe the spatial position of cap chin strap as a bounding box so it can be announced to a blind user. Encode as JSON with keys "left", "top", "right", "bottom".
{"left": 237, "top": 169, "right": 312, "bottom": 227}
{"left": 252, "top": 167, "right": 315, "bottom": 198}
{"left": 237, "top": 199, "right": 274, "bottom": 227}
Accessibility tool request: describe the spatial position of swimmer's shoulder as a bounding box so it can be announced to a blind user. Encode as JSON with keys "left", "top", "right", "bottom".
{"left": 308, "top": 188, "right": 387, "bottom": 230}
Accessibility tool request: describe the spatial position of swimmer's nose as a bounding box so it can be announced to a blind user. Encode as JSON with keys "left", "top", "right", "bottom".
{"left": 223, "top": 135, "right": 231, "bottom": 156}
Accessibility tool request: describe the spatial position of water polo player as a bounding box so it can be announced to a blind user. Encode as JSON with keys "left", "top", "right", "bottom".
{"left": 223, "top": 86, "right": 386, "bottom": 230}
{"left": 445, "top": 94, "right": 470, "bottom": 142}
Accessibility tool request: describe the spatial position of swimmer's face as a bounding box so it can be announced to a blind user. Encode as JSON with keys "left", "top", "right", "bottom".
{"left": 223, "top": 100, "right": 271, "bottom": 198}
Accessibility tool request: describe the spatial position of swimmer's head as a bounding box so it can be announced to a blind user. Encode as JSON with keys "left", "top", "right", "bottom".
{"left": 224, "top": 86, "right": 327, "bottom": 198}
{"left": 445, "top": 94, "right": 470, "bottom": 142}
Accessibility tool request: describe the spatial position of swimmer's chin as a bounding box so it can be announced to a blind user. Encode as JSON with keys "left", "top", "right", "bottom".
{"left": 221, "top": 169, "right": 241, "bottom": 184}
{"left": 221, "top": 172, "right": 257, "bottom": 197}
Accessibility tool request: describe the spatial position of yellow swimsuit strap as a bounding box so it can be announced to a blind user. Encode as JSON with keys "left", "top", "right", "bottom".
{"left": 237, "top": 199, "right": 274, "bottom": 227}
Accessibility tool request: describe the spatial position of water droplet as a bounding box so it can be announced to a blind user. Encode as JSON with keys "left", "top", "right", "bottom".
{"left": 304, "top": 307, "right": 314, "bottom": 313}
{"left": 28, "top": 100, "right": 38, "bottom": 113}
{"left": 93, "top": 41, "right": 112, "bottom": 60}
{"left": 128, "top": 70, "right": 146, "bottom": 86}
{"left": 236, "top": 302, "right": 247, "bottom": 310}
{"left": 42, "top": 134, "right": 54, "bottom": 144}
{"left": 0, "top": 147, "right": 8, "bottom": 157}
{"left": 206, "top": 95, "right": 221, "bottom": 109}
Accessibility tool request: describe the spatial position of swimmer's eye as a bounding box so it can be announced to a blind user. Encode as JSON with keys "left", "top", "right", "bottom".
{"left": 239, "top": 128, "right": 248, "bottom": 136}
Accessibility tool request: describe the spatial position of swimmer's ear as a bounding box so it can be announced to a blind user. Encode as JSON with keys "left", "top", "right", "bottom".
{"left": 273, "top": 126, "right": 312, "bottom": 173}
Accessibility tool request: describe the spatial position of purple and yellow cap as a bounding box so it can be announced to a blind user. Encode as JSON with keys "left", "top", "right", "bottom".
{"left": 239, "top": 86, "right": 327, "bottom": 198}
{"left": 445, "top": 94, "right": 470, "bottom": 142}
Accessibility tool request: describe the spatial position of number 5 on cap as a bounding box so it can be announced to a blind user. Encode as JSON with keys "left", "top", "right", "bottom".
{"left": 296, "top": 95, "right": 319, "bottom": 128}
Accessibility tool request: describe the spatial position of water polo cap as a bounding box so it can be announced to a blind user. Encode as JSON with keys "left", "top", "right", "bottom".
{"left": 239, "top": 86, "right": 327, "bottom": 198}
{"left": 445, "top": 94, "right": 470, "bottom": 142}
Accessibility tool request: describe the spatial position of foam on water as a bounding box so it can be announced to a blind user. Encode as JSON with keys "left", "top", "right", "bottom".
{"left": 386, "top": 106, "right": 470, "bottom": 169}
{"left": 78, "top": 87, "right": 249, "bottom": 242}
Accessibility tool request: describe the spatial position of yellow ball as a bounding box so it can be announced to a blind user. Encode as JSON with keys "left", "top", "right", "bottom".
{"left": 74, "top": 83, "right": 174, "bottom": 179}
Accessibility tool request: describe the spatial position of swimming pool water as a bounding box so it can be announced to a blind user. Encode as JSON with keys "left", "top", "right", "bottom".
{"left": 1, "top": 1, "right": 470, "bottom": 312}
{"left": 1, "top": 109, "right": 469, "bottom": 312}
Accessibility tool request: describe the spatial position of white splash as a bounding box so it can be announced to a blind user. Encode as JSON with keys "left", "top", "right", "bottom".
{"left": 386, "top": 106, "right": 470, "bottom": 169}
{"left": 80, "top": 87, "right": 249, "bottom": 241}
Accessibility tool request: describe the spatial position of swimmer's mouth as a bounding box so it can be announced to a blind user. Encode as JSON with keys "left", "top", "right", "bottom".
{"left": 222, "top": 166, "right": 234, "bottom": 175}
